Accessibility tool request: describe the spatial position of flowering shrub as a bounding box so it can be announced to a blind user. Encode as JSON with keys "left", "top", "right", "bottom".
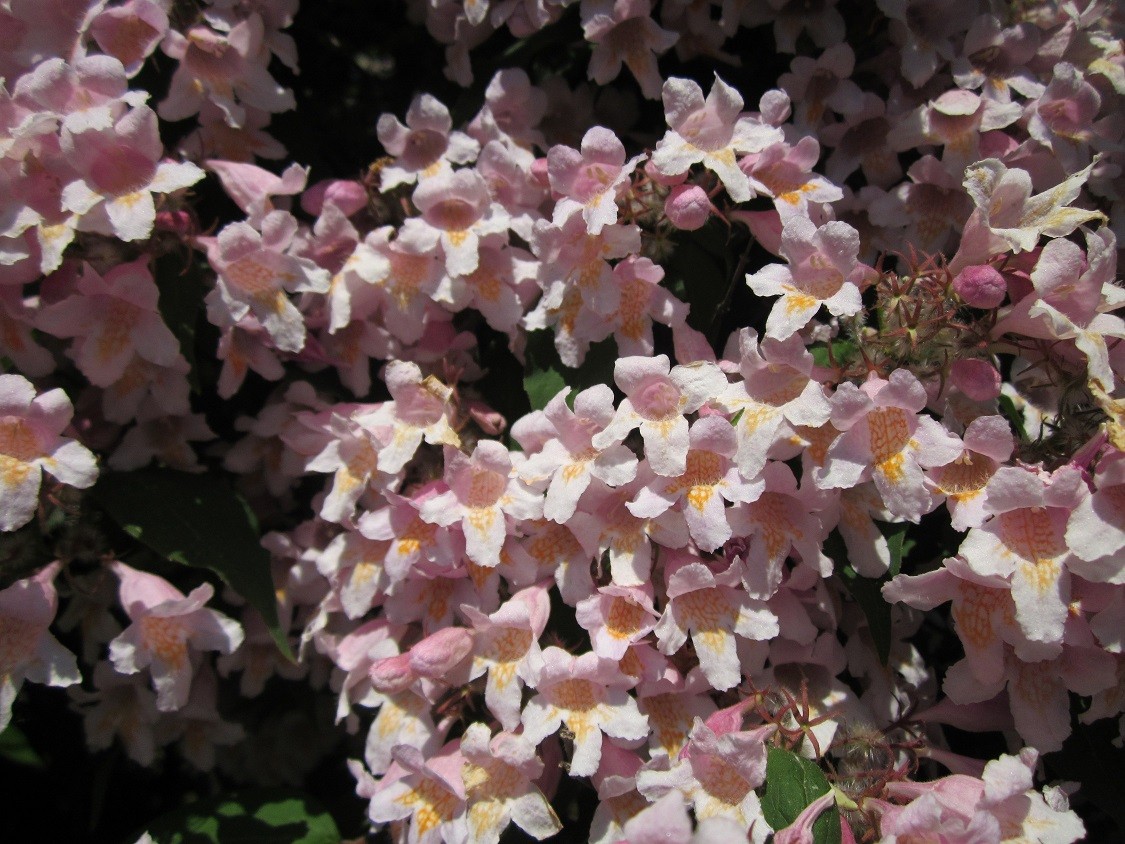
{"left": 1, "top": 1, "right": 1124, "bottom": 841}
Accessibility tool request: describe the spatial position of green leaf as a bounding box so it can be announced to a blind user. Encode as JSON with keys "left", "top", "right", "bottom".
{"left": 825, "top": 523, "right": 910, "bottom": 665}
{"left": 93, "top": 468, "right": 292, "bottom": 660}
{"left": 143, "top": 789, "right": 340, "bottom": 844}
{"left": 663, "top": 221, "right": 734, "bottom": 337}
{"left": 761, "top": 746, "right": 841, "bottom": 844}
{"left": 809, "top": 339, "right": 858, "bottom": 370}
{"left": 522, "top": 330, "right": 617, "bottom": 412}
{"left": 0, "top": 724, "right": 45, "bottom": 769}
{"left": 153, "top": 252, "right": 208, "bottom": 394}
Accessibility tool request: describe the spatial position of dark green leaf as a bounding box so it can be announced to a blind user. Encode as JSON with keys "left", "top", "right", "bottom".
{"left": 0, "top": 724, "right": 45, "bottom": 768}
{"left": 826, "top": 524, "right": 910, "bottom": 666}
{"left": 761, "top": 746, "right": 841, "bottom": 844}
{"left": 522, "top": 330, "right": 617, "bottom": 411}
{"left": 663, "top": 221, "right": 733, "bottom": 337}
{"left": 144, "top": 789, "right": 340, "bottom": 844}
{"left": 93, "top": 468, "right": 291, "bottom": 659}
{"left": 153, "top": 252, "right": 208, "bottom": 394}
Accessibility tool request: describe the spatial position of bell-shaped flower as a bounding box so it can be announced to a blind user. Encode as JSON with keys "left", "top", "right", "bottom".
{"left": 652, "top": 74, "right": 783, "bottom": 201}
{"left": 548, "top": 125, "right": 645, "bottom": 235}
{"left": 927, "top": 415, "right": 1014, "bottom": 532}
{"left": 459, "top": 722, "right": 563, "bottom": 844}
{"left": 957, "top": 465, "right": 1086, "bottom": 654}
{"left": 420, "top": 442, "right": 542, "bottom": 568}
{"left": 376, "top": 93, "right": 480, "bottom": 190}
{"left": 206, "top": 209, "right": 331, "bottom": 353}
{"left": 654, "top": 557, "right": 778, "bottom": 691}
{"left": 717, "top": 327, "right": 832, "bottom": 478}
{"left": 628, "top": 416, "right": 760, "bottom": 553}
{"left": 520, "top": 646, "right": 649, "bottom": 777}
{"left": 0, "top": 561, "right": 80, "bottom": 731}
{"left": 951, "top": 157, "right": 1104, "bottom": 271}
{"left": 36, "top": 258, "right": 181, "bottom": 387}
{"left": 107, "top": 562, "right": 244, "bottom": 712}
{"left": 1066, "top": 449, "right": 1125, "bottom": 579}
{"left": 399, "top": 168, "right": 510, "bottom": 278}
{"left": 745, "top": 216, "right": 865, "bottom": 341}
{"left": 817, "top": 369, "right": 963, "bottom": 523}
{"left": 365, "top": 744, "right": 467, "bottom": 844}
{"left": 0, "top": 374, "right": 98, "bottom": 532}
{"left": 461, "top": 583, "right": 550, "bottom": 730}
{"left": 576, "top": 584, "right": 660, "bottom": 661}
{"left": 361, "top": 360, "right": 460, "bottom": 474}
{"left": 637, "top": 718, "right": 774, "bottom": 836}
{"left": 519, "top": 384, "right": 638, "bottom": 524}
{"left": 60, "top": 105, "right": 203, "bottom": 242}
{"left": 581, "top": 0, "right": 678, "bottom": 100}
{"left": 592, "top": 354, "right": 727, "bottom": 477}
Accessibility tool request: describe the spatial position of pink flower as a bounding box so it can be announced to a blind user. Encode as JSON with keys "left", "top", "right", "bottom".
{"left": 518, "top": 384, "right": 638, "bottom": 524}
{"left": 0, "top": 562, "right": 80, "bottom": 731}
{"left": 36, "top": 258, "right": 182, "bottom": 387}
{"left": 651, "top": 74, "right": 783, "bottom": 202}
{"left": 591, "top": 354, "right": 727, "bottom": 477}
{"left": 420, "top": 442, "right": 542, "bottom": 568}
{"left": 205, "top": 210, "right": 331, "bottom": 353}
{"left": 89, "top": 0, "right": 170, "bottom": 78}
{"left": 745, "top": 216, "right": 865, "bottom": 341}
{"left": 461, "top": 583, "right": 550, "bottom": 730}
{"left": 637, "top": 718, "right": 774, "bottom": 833}
{"left": 654, "top": 557, "right": 777, "bottom": 691}
{"left": 376, "top": 93, "right": 480, "bottom": 190}
{"left": 581, "top": 0, "right": 679, "bottom": 100}
{"left": 59, "top": 105, "right": 204, "bottom": 242}
{"left": 628, "top": 416, "right": 758, "bottom": 553}
{"left": 817, "top": 370, "right": 963, "bottom": 523}
{"left": 159, "top": 17, "right": 295, "bottom": 127}
{"left": 548, "top": 125, "right": 645, "bottom": 235}
{"left": 459, "top": 722, "right": 563, "bottom": 843}
{"left": 398, "top": 168, "right": 511, "bottom": 278}
{"left": 520, "top": 646, "right": 649, "bottom": 777}
{"left": 0, "top": 374, "right": 97, "bottom": 531}
{"left": 108, "top": 562, "right": 244, "bottom": 712}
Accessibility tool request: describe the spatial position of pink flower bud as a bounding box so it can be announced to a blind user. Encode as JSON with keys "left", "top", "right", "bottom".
{"left": 950, "top": 358, "right": 1001, "bottom": 402}
{"left": 301, "top": 179, "right": 368, "bottom": 217}
{"left": 665, "top": 184, "right": 710, "bottom": 231}
{"left": 953, "top": 264, "right": 1007, "bottom": 308}
{"left": 154, "top": 210, "right": 195, "bottom": 236}
{"left": 369, "top": 653, "right": 416, "bottom": 694}
{"left": 409, "top": 627, "right": 473, "bottom": 678}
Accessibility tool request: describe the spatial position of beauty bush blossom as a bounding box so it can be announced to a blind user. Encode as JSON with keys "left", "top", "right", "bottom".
{"left": 4, "top": 3, "right": 1125, "bottom": 841}
{"left": 592, "top": 354, "right": 727, "bottom": 477}
{"left": 651, "top": 73, "right": 783, "bottom": 202}
{"left": 108, "top": 562, "right": 244, "bottom": 712}
{"left": 0, "top": 374, "right": 97, "bottom": 532}
{"left": 0, "top": 562, "right": 80, "bottom": 731}
{"left": 745, "top": 216, "right": 865, "bottom": 341}
{"left": 520, "top": 646, "right": 649, "bottom": 777}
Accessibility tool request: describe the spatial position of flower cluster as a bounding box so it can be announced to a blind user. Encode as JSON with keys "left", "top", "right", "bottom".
{"left": 1, "top": 1, "right": 1123, "bottom": 842}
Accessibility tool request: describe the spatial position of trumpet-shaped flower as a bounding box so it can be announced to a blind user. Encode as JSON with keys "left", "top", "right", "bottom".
{"left": 591, "top": 354, "right": 727, "bottom": 477}
{"left": 0, "top": 561, "right": 80, "bottom": 731}
{"left": 652, "top": 74, "right": 783, "bottom": 201}
{"left": 108, "top": 562, "right": 244, "bottom": 712}
{"left": 520, "top": 646, "right": 649, "bottom": 777}
{"left": 0, "top": 374, "right": 97, "bottom": 532}
{"left": 745, "top": 216, "right": 864, "bottom": 341}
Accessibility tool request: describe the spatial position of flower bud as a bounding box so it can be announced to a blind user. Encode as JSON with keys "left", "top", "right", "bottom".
{"left": 950, "top": 358, "right": 1001, "bottom": 402}
{"left": 952, "top": 264, "right": 1006, "bottom": 308}
{"left": 665, "top": 184, "right": 710, "bottom": 231}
